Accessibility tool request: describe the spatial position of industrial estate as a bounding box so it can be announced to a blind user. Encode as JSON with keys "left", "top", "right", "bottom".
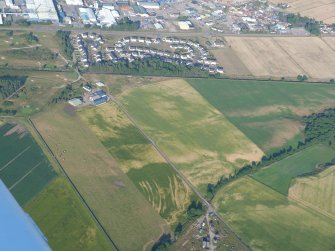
{"left": 0, "top": 0, "right": 335, "bottom": 251}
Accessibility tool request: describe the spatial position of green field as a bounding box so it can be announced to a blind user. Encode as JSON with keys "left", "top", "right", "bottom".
{"left": 34, "top": 105, "right": 167, "bottom": 251}
{"left": 120, "top": 79, "right": 263, "bottom": 193}
{"left": 80, "top": 104, "right": 193, "bottom": 226}
{"left": 0, "top": 123, "right": 56, "bottom": 205}
{"left": 189, "top": 79, "right": 335, "bottom": 152}
{"left": 213, "top": 177, "right": 335, "bottom": 251}
{"left": 25, "top": 177, "right": 113, "bottom": 251}
{"left": 289, "top": 165, "right": 335, "bottom": 218}
{"left": 252, "top": 144, "right": 335, "bottom": 195}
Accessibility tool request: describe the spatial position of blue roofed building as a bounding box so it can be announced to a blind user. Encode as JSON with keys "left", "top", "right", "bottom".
{"left": 0, "top": 180, "right": 51, "bottom": 251}
{"left": 89, "top": 89, "right": 109, "bottom": 106}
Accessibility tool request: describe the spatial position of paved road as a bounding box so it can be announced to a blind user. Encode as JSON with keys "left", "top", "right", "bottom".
{"left": 109, "top": 95, "right": 251, "bottom": 251}
{"left": 1, "top": 24, "right": 334, "bottom": 38}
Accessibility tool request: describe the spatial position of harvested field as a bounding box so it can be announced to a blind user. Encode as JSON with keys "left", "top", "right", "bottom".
{"left": 271, "top": 0, "right": 335, "bottom": 23}
{"left": 289, "top": 165, "right": 335, "bottom": 218}
{"left": 224, "top": 36, "right": 335, "bottom": 80}
{"left": 253, "top": 144, "right": 335, "bottom": 195}
{"left": 120, "top": 79, "right": 263, "bottom": 193}
{"left": 224, "top": 37, "right": 302, "bottom": 77}
{"left": 213, "top": 177, "right": 335, "bottom": 251}
{"left": 25, "top": 177, "right": 113, "bottom": 251}
{"left": 33, "top": 105, "right": 167, "bottom": 251}
{"left": 79, "top": 104, "right": 193, "bottom": 226}
{"left": 210, "top": 47, "right": 251, "bottom": 76}
{"left": 0, "top": 123, "right": 56, "bottom": 205}
{"left": 189, "top": 78, "right": 335, "bottom": 152}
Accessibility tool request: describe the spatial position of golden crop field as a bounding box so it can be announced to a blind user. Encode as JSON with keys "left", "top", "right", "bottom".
{"left": 271, "top": 0, "right": 335, "bottom": 24}
{"left": 224, "top": 37, "right": 335, "bottom": 80}
{"left": 289, "top": 165, "right": 335, "bottom": 219}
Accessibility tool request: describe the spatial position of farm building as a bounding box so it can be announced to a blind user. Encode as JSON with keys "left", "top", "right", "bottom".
{"left": 68, "top": 98, "right": 83, "bottom": 107}
{"left": 89, "top": 90, "right": 109, "bottom": 106}
{"left": 95, "top": 81, "right": 105, "bottom": 87}
{"left": 83, "top": 85, "right": 92, "bottom": 92}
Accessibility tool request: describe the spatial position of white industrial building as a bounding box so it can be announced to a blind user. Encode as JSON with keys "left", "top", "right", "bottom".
{"left": 111, "top": 10, "right": 120, "bottom": 19}
{"left": 79, "top": 7, "right": 97, "bottom": 24}
{"left": 178, "top": 21, "right": 190, "bottom": 30}
{"left": 65, "top": 0, "right": 84, "bottom": 6}
{"left": 97, "top": 8, "right": 116, "bottom": 27}
{"left": 137, "top": 2, "right": 160, "bottom": 9}
{"left": 26, "top": 0, "right": 59, "bottom": 22}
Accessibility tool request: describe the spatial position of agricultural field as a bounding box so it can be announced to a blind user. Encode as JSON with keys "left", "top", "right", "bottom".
{"left": 224, "top": 37, "right": 335, "bottom": 80}
{"left": 210, "top": 47, "right": 251, "bottom": 76}
{"left": 25, "top": 177, "right": 113, "bottom": 251}
{"left": 289, "top": 165, "right": 335, "bottom": 219}
{"left": 213, "top": 177, "right": 335, "bottom": 251}
{"left": 252, "top": 144, "right": 335, "bottom": 195}
{"left": 79, "top": 103, "right": 193, "bottom": 226}
{"left": 271, "top": 0, "right": 335, "bottom": 24}
{"left": 189, "top": 78, "right": 335, "bottom": 152}
{"left": 120, "top": 79, "right": 263, "bottom": 193}
{"left": 0, "top": 123, "right": 56, "bottom": 205}
{"left": 33, "top": 105, "right": 167, "bottom": 251}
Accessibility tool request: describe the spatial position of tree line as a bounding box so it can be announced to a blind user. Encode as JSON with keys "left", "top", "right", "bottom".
{"left": 279, "top": 12, "right": 320, "bottom": 35}
{"left": 56, "top": 30, "right": 74, "bottom": 59}
{"left": 89, "top": 58, "right": 218, "bottom": 78}
{"left": 206, "top": 108, "right": 335, "bottom": 200}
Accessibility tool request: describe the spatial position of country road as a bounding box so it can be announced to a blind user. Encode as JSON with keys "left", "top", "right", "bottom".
{"left": 1, "top": 24, "right": 334, "bottom": 38}
{"left": 109, "top": 94, "right": 251, "bottom": 251}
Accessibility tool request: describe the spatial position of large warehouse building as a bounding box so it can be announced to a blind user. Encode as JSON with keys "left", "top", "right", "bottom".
{"left": 26, "top": 0, "right": 59, "bottom": 22}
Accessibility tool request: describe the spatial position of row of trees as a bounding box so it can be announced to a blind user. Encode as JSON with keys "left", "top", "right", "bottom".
{"left": 206, "top": 108, "right": 335, "bottom": 199}
{"left": 49, "top": 84, "right": 78, "bottom": 104}
{"left": 279, "top": 13, "right": 320, "bottom": 35}
{"left": 89, "top": 58, "right": 216, "bottom": 78}
{"left": 56, "top": 30, "right": 74, "bottom": 59}
{"left": 0, "top": 75, "right": 27, "bottom": 99}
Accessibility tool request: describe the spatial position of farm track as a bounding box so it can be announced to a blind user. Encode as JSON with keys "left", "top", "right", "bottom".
{"left": 109, "top": 94, "right": 252, "bottom": 251}
{"left": 28, "top": 118, "right": 119, "bottom": 251}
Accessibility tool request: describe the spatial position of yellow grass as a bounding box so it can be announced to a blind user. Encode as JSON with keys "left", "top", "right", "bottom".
{"left": 225, "top": 36, "right": 335, "bottom": 80}
{"left": 33, "top": 105, "right": 168, "bottom": 251}
{"left": 289, "top": 165, "right": 335, "bottom": 219}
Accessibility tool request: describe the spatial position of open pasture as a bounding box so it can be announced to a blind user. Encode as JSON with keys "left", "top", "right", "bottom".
{"left": 25, "top": 177, "right": 113, "bottom": 251}
{"left": 33, "top": 105, "right": 167, "bottom": 251}
{"left": 224, "top": 37, "right": 335, "bottom": 80}
{"left": 0, "top": 123, "right": 56, "bottom": 205}
{"left": 213, "top": 177, "right": 335, "bottom": 251}
{"left": 120, "top": 79, "right": 263, "bottom": 193}
{"left": 0, "top": 70, "right": 76, "bottom": 116}
{"left": 189, "top": 78, "right": 335, "bottom": 152}
{"left": 79, "top": 104, "right": 193, "bottom": 226}
{"left": 271, "top": 0, "right": 335, "bottom": 23}
{"left": 252, "top": 144, "right": 335, "bottom": 195}
{"left": 289, "top": 165, "right": 335, "bottom": 218}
